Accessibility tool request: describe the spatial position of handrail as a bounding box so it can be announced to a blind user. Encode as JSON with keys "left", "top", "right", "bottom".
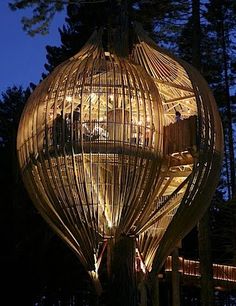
{"left": 165, "top": 256, "right": 236, "bottom": 283}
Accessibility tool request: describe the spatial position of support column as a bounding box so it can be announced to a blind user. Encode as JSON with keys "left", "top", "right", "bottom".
{"left": 171, "top": 248, "right": 180, "bottom": 306}
{"left": 147, "top": 271, "right": 160, "bottom": 306}
{"left": 109, "top": 235, "right": 137, "bottom": 306}
{"left": 198, "top": 210, "right": 214, "bottom": 306}
{"left": 151, "top": 275, "right": 160, "bottom": 306}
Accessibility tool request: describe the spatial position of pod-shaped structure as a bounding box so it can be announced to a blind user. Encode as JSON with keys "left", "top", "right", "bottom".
{"left": 17, "top": 31, "right": 164, "bottom": 272}
{"left": 132, "top": 25, "right": 223, "bottom": 273}
{"left": 17, "top": 28, "right": 223, "bottom": 277}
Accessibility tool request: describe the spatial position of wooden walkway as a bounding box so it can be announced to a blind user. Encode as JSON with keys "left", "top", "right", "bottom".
{"left": 165, "top": 256, "right": 236, "bottom": 287}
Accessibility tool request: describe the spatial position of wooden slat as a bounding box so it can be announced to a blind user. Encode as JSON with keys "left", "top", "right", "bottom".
{"left": 17, "top": 26, "right": 223, "bottom": 281}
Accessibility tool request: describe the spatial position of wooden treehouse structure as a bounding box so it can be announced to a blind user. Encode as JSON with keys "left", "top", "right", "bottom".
{"left": 17, "top": 24, "right": 223, "bottom": 303}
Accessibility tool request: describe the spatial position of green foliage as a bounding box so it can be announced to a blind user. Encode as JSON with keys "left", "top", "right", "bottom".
{"left": 204, "top": 0, "right": 236, "bottom": 197}
{"left": 153, "top": 0, "right": 191, "bottom": 52}
{"left": 0, "top": 86, "right": 30, "bottom": 146}
{"left": 44, "top": 1, "right": 110, "bottom": 74}
{"left": 204, "top": 0, "right": 236, "bottom": 92}
{"left": 9, "top": 0, "right": 66, "bottom": 36}
{"left": 211, "top": 193, "right": 236, "bottom": 264}
{"left": 0, "top": 85, "right": 96, "bottom": 304}
{"left": 8, "top": 0, "right": 110, "bottom": 36}
{"left": 43, "top": 0, "right": 188, "bottom": 74}
{"left": 177, "top": 0, "right": 236, "bottom": 199}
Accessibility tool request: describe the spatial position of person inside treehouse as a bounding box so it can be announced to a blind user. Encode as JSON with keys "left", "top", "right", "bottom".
{"left": 73, "top": 104, "right": 81, "bottom": 142}
{"left": 82, "top": 122, "right": 91, "bottom": 141}
{"left": 65, "top": 112, "right": 71, "bottom": 142}
{"left": 91, "top": 123, "right": 109, "bottom": 141}
{"left": 54, "top": 111, "right": 63, "bottom": 147}
{"left": 74, "top": 104, "right": 81, "bottom": 122}
{"left": 175, "top": 110, "right": 182, "bottom": 122}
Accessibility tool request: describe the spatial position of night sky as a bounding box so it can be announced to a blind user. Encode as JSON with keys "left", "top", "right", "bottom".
{"left": 0, "top": 1, "right": 66, "bottom": 94}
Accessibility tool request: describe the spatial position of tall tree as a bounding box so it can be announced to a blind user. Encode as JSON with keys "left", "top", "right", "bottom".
{"left": 178, "top": 1, "right": 236, "bottom": 305}
{"left": 211, "top": 192, "right": 236, "bottom": 265}
{"left": 0, "top": 85, "right": 96, "bottom": 304}
{"left": 177, "top": 3, "right": 236, "bottom": 204}
{"left": 204, "top": 0, "right": 236, "bottom": 198}
{"left": 0, "top": 86, "right": 36, "bottom": 304}
{"left": 8, "top": 0, "right": 107, "bottom": 36}
{"left": 8, "top": 0, "right": 236, "bottom": 304}
{"left": 177, "top": 1, "right": 219, "bottom": 305}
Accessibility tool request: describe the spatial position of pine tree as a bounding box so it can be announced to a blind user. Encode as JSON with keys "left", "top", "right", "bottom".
{"left": 0, "top": 85, "right": 97, "bottom": 304}
{"left": 205, "top": 0, "right": 236, "bottom": 198}
{"left": 9, "top": 0, "right": 80, "bottom": 36}
{"left": 178, "top": 2, "right": 236, "bottom": 304}
{"left": 9, "top": 0, "right": 236, "bottom": 304}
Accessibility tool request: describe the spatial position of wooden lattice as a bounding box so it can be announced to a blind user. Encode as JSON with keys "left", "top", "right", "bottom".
{"left": 17, "top": 27, "right": 223, "bottom": 279}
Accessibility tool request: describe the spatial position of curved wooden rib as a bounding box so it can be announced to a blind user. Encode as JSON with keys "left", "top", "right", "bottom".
{"left": 17, "top": 30, "right": 165, "bottom": 273}
{"left": 17, "top": 26, "right": 223, "bottom": 279}
{"left": 132, "top": 24, "right": 223, "bottom": 275}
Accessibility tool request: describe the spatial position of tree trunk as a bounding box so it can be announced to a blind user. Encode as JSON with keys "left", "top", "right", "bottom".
{"left": 192, "top": 0, "right": 201, "bottom": 70}
{"left": 224, "top": 140, "right": 232, "bottom": 198}
{"left": 192, "top": 1, "right": 214, "bottom": 304}
{"left": 220, "top": 11, "right": 235, "bottom": 196}
{"left": 198, "top": 211, "right": 214, "bottom": 306}
{"left": 148, "top": 275, "right": 160, "bottom": 306}
{"left": 109, "top": 235, "right": 137, "bottom": 306}
{"left": 171, "top": 248, "right": 180, "bottom": 306}
{"left": 108, "top": 0, "right": 129, "bottom": 57}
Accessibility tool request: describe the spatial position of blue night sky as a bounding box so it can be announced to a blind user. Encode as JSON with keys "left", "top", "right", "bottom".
{"left": 0, "top": 1, "right": 66, "bottom": 94}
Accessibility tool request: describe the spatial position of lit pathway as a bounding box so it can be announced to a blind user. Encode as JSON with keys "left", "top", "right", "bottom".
{"left": 165, "top": 256, "right": 236, "bottom": 284}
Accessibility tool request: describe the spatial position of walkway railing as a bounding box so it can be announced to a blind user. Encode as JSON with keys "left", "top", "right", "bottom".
{"left": 165, "top": 256, "right": 236, "bottom": 283}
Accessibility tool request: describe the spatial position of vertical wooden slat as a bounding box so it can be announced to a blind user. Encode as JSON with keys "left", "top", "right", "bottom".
{"left": 17, "top": 27, "right": 223, "bottom": 283}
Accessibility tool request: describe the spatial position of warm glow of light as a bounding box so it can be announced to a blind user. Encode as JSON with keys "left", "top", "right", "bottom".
{"left": 140, "top": 260, "right": 146, "bottom": 273}
{"left": 94, "top": 254, "right": 99, "bottom": 273}
{"left": 90, "top": 93, "right": 97, "bottom": 103}
{"left": 109, "top": 94, "right": 114, "bottom": 101}
{"left": 107, "top": 219, "right": 113, "bottom": 228}
{"left": 104, "top": 203, "right": 113, "bottom": 229}
{"left": 66, "top": 95, "right": 72, "bottom": 102}
{"left": 165, "top": 256, "right": 236, "bottom": 283}
{"left": 16, "top": 24, "right": 222, "bottom": 282}
{"left": 135, "top": 247, "right": 147, "bottom": 274}
{"left": 89, "top": 270, "right": 99, "bottom": 280}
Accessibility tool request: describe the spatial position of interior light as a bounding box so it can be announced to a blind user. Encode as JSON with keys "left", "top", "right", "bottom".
{"left": 66, "top": 96, "right": 72, "bottom": 102}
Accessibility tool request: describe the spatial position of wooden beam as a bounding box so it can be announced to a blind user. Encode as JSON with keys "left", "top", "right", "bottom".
{"left": 154, "top": 79, "right": 194, "bottom": 93}
{"left": 164, "top": 94, "right": 195, "bottom": 104}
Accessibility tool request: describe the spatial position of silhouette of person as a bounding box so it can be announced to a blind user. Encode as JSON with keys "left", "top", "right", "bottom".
{"left": 175, "top": 111, "right": 181, "bottom": 122}
{"left": 82, "top": 123, "right": 91, "bottom": 141}
{"left": 73, "top": 104, "right": 81, "bottom": 142}
{"left": 74, "top": 104, "right": 81, "bottom": 122}
{"left": 91, "top": 123, "right": 108, "bottom": 141}
{"left": 55, "top": 112, "right": 63, "bottom": 146}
